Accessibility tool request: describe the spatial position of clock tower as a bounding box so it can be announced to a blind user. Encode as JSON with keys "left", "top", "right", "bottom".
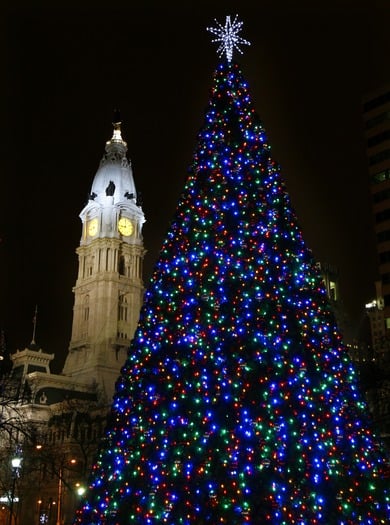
{"left": 62, "top": 113, "right": 146, "bottom": 402}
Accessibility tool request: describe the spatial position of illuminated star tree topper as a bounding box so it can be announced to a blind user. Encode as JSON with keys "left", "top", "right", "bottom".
{"left": 207, "top": 14, "right": 251, "bottom": 62}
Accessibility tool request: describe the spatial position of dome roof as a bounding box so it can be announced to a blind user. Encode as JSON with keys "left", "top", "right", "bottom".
{"left": 90, "top": 119, "right": 137, "bottom": 205}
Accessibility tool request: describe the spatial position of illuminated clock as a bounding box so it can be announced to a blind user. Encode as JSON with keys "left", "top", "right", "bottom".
{"left": 118, "top": 217, "right": 133, "bottom": 236}
{"left": 87, "top": 218, "right": 98, "bottom": 237}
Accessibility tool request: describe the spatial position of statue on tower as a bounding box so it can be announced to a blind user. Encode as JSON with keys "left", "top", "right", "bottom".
{"left": 105, "top": 180, "right": 115, "bottom": 196}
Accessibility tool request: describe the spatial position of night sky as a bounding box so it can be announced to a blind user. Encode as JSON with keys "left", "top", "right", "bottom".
{"left": 2, "top": 2, "right": 390, "bottom": 372}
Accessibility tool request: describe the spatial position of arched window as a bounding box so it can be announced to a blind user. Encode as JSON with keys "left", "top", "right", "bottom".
{"left": 118, "top": 255, "right": 125, "bottom": 275}
{"left": 83, "top": 295, "right": 90, "bottom": 321}
{"left": 118, "top": 294, "right": 128, "bottom": 322}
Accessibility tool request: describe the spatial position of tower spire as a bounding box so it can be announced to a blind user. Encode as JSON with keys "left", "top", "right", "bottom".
{"left": 63, "top": 112, "right": 145, "bottom": 403}
{"left": 31, "top": 304, "right": 38, "bottom": 345}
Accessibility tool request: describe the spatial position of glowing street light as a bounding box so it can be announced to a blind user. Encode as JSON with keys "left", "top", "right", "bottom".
{"left": 8, "top": 448, "right": 22, "bottom": 525}
{"left": 75, "top": 484, "right": 86, "bottom": 497}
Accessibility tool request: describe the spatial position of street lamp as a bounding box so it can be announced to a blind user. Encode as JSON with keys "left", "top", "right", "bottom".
{"left": 55, "top": 467, "right": 63, "bottom": 525}
{"left": 56, "top": 458, "right": 77, "bottom": 525}
{"left": 8, "top": 448, "right": 22, "bottom": 525}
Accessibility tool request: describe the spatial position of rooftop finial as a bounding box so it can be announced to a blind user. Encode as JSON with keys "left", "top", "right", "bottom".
{"left": 207, "top": 15, "right": 250, "bottom": 63}
{"left": 31, "top": 304, "right": 38, "bottom": 345}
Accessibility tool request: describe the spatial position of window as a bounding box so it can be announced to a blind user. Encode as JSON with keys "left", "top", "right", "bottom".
{"left": 369, "top": 149, "right": 390, "bottom": 166}
{"left": 118, "top": 295, "right": 128, "bottom": 321}
{"left": 368, "top": 129, "right": 390, "bottom": 148}
{"left": 119, "top": 255, "right": 125, "bottom": 275}
{"left": 372, "top": 169, "right": 390, "bottom": 184}
{"left": 373, "top": 188, "right": 390, "bottom": 204}
{"left": 377, "top": 230, "right": 390, "bottom": 243}
{"left": 364, "top": 91, "right": 390, "bottom": 112}
{"left": 83, "top": 295, "right": 90, "bottom": 321}
{"left": 375, "top": 209, "right": 390, "bottom": 223}
{"left": 366, "top": 111, "right": 390, "bottom": 130}
{"left": 379, "top": 252, "right": 390, "bottom": 264}
{"left": 87, "top": 255, "right": 94, "bottom": 276}
{"left": 329, "top": 281, "right": 337, "bottom": 300}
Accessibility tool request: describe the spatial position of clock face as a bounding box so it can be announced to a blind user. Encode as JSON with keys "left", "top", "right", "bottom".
{"left": 87, "top": 218, "right": 98, "bottom": 237}
{"left": 118, "top": 217, "right": 133, "bottom": 236}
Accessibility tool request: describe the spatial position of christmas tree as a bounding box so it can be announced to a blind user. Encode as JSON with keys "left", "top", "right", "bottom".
{"left": 75, "top": 16, "right": 390, "bottom": 525}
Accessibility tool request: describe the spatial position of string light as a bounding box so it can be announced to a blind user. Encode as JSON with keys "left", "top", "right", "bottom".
{"left": 74, "top": 21, "right": 390, "bottom": 525}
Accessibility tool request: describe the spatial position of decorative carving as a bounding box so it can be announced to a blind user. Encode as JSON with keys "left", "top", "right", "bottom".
{"left": 99, "top": 151, "right": 130, "bottom": 169}
{"left": 39, "top": 391, "right": 48, "bottom": 404}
